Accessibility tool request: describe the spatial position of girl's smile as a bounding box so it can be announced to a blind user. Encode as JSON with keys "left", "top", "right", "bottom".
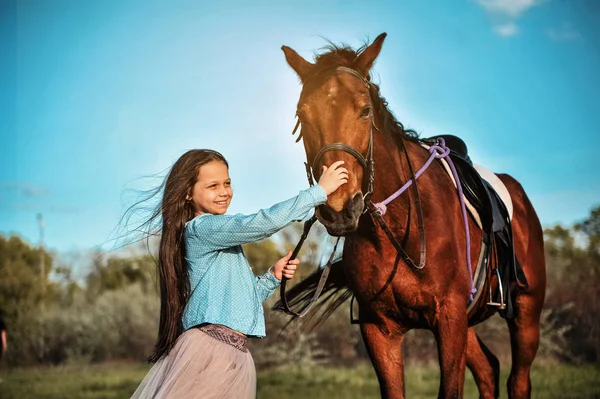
{"left": 187, "top": 160, "right": 233, "bottom": 216}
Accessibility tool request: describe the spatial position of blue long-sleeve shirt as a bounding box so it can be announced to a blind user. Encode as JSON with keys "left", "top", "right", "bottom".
{"left": 181, "top": 185, "right": 327, "bottom": 337}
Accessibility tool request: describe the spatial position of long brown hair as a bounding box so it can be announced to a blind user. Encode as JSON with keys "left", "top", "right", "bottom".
{"left": 145, "top": 149, "right": 229, "bottom": 362}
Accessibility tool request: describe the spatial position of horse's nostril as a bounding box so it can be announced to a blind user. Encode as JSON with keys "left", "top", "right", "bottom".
{"left": 343, "top": 193, "right": 364, "bottom": 218}
{"left": 319, "top": 205, "right": 337, "bottom": 223}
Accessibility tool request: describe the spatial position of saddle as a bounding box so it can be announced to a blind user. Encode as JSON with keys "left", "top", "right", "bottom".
{"left": 275, "top": 134, "right": 530, "bottom": 322}
{"left": 425, "top": 135, "right": 529, "bottom": 319}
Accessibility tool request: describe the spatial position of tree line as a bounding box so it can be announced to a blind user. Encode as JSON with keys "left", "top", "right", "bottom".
{"left": 0, "top": 206, "right": 598, "bottom": 367}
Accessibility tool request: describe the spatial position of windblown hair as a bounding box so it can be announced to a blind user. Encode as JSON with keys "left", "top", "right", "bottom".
{"left": 121, "top": 149, "right": 229, "bottom": 363}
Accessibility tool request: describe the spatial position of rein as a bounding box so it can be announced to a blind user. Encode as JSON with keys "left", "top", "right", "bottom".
{"left": 278, "top": 214, "right": 341, "bottom": 317}
{"left": 279, "top": 67, "right": 475, "bottom": 317}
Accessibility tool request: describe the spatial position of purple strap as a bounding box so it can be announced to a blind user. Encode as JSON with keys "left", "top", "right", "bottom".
{"left": 373, "top": 138, "right": 476, "bottom": 302}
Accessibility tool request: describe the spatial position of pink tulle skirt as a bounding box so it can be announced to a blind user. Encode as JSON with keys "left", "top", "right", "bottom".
{"left": 131, "top": 328, "right": 256, "bottom": 399}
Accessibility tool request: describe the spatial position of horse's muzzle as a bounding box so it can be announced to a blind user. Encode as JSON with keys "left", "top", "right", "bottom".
{"left": 317, "top": 193, "right": 364, "bottom": 236}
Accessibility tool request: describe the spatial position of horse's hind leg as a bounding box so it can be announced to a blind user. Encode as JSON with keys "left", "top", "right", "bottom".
{"left": 467, "top": 327, "right": 500, "bottom": 399}
{"left": 360, "top": 321, "right": 406, "bottom": 399}
{"left": 506, "top": 291, "right": 543, "bottom": 399}
{"left": 498, "top": 174, "right": 546, "bottom": 399}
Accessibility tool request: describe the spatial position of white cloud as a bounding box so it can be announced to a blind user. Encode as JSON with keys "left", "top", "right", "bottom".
{"left": 475, "top": 0, "right": 545, "bottom": 17}
{"left": 14, "top": 204, "right": 82, "bottom": 214}
{"left": 495, "top": 23, "right": 519, "bottom": 37}
{"left": 0, "top": 182, "right": 49, "bottom": 198}
{"left": 475, "top": 0, "right": 547, "bottom": 37}
{"left": 547, "top": 23, "right": 581, "bottom": 41}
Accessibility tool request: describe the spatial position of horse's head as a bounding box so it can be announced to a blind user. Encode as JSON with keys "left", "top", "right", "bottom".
{"left": 283, "top": 33, "right": 387, "bottom": 236}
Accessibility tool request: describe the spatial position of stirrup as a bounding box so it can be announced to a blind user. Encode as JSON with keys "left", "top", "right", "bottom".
{"left": 487, "top": 268, "right": 506, "bottom": 310}
{"left": 349, "top": 294, "right": 360, "bottom": 324}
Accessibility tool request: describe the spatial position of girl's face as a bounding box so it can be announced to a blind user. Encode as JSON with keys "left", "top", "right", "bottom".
{"left": 187, "top": 160, "right": 233, "bottom": 216}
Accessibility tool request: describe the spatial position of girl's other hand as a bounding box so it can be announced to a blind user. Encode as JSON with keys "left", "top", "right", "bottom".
{"left": 318, "top": 161, "right": 349, "bottom": 195}
{"left": 271, "top": 251, "right": 299, "bottom": 280}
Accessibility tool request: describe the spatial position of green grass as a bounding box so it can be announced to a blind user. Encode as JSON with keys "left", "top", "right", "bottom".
{"left": 0, "top": 362, "right": 148, "bottom": 399}
{"left": 258, "top": 362, "right": 600, "bottom": 399}
{"left": 0, "top": 361, "right": 598, "bottom": 398}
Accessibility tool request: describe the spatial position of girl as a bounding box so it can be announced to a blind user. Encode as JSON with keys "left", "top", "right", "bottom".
{"left": 131, "top": 149, "right": 348, "bottom": 399}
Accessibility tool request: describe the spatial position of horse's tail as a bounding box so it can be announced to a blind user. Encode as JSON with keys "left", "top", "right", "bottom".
{"left": 272, "top": 261, "right": 352, "bottom": 329}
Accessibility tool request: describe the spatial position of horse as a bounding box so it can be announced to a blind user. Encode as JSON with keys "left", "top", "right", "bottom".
{"left": 275, "top": 33, "right": 546, "bottom": 398}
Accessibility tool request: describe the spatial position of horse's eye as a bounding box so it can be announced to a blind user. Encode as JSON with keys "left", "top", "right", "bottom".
{"left": 360, "top": 106, "right": 372, "bottom": 118}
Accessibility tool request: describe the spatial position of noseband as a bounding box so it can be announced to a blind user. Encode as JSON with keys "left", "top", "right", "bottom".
{"left": 295, "top": 66, "right": 377, "bottom": 199}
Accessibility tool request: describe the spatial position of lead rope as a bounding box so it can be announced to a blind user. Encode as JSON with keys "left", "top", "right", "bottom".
{"left": 371, "top": 138, "right": 476, "bottom": 301}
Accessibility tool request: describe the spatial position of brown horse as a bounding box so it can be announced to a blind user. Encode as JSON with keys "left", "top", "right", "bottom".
{"left": 279, "top": 33, "right": 546, "bottom": 398}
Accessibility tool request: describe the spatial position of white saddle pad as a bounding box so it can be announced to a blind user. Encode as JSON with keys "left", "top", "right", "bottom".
{"left": 473, "top": 164, "right": 513, "bottom": 221}
{"left": 420, "top": 143, "right": 513, "bottom": 227}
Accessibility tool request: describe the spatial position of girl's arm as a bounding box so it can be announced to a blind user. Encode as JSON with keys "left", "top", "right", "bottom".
{"left": 255, "top": 268, "right": 281, "bottom": 303}
{"left": 254, "top": 251, "right": 298, "bottom": 302}
{"left": 187, "top": 185, "right": 326, "bottom": 250}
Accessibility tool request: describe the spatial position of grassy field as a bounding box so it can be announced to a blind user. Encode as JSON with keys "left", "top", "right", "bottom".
{"left": 0, "top": 361, "right": 599, "bottom": 399}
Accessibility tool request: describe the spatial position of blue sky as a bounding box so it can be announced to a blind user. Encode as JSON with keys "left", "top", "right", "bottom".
{"left": 1, "top": 0, "right": 599, "bottom": 254}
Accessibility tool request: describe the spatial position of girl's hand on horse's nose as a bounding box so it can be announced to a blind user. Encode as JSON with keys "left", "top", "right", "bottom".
{"left": 318, "top": 161, "right": 349, "bottom": 195}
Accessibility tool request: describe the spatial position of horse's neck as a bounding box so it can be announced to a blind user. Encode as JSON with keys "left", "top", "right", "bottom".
{"left": 371, "top": 133, "right": 421, "bottom": 206}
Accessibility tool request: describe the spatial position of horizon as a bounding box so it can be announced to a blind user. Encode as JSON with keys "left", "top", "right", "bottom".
{"left": 1, "top": 0, "right": 599, "bottom": 255}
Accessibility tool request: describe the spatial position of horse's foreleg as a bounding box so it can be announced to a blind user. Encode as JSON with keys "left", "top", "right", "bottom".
{"left": 434, "top": 300, "right": 469, "bottom": 399}
{"left": 361, "top": 321, "right": 406, "bottom": 399}
{"left": 506, "top": 291, "right": 543, "bottom": 399}
{"left": 467, "top": 327, "right": 500, "bottom": 399}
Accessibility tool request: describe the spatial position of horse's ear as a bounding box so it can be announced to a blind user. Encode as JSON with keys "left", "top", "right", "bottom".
{"left": 282, "top": 46, "right": 314, "bottom": 82}
{"left": 354, "top": 33, "right": 387, "bottom": 76}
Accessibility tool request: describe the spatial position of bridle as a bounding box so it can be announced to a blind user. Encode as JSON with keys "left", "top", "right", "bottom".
{"left": 279, "top": 66, "right": 428, "bottom": 318}
{"left": 296, "top": 66, "right": 376, "bottom": 201}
